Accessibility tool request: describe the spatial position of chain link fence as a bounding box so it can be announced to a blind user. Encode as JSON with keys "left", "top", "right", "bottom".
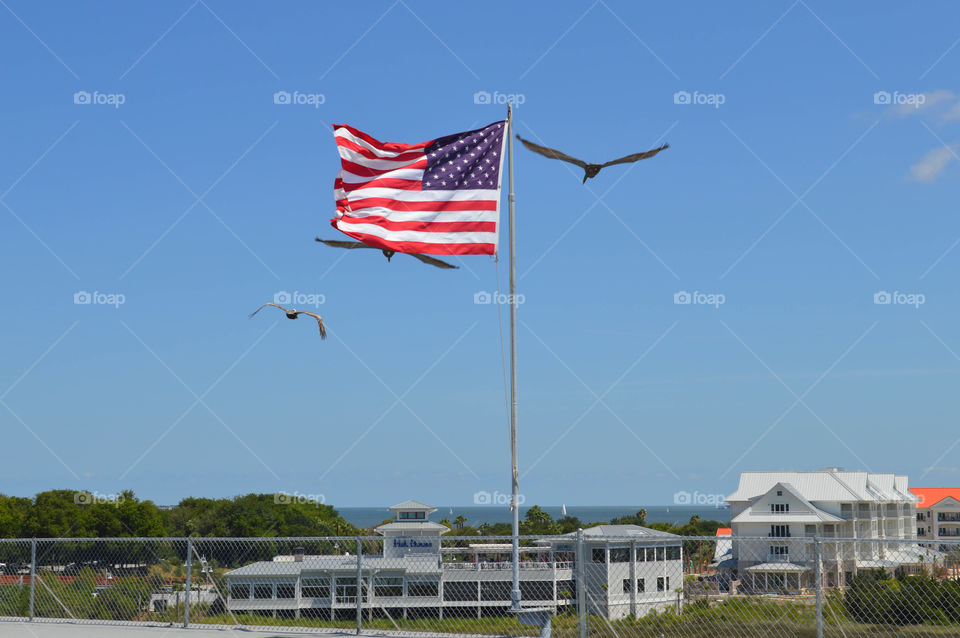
{"left": 1, "top": 535, "right": 959, "bottom": 636}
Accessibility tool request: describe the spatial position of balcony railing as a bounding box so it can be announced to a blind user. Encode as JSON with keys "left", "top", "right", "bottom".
{"left": 937, "top": 513, "right": 960, "bottom": 523}
{"left": 443, "top": 561, "right": 572, "bottom": 571}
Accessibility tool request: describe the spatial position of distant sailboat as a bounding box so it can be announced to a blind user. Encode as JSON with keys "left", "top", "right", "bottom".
{"left": 449, "top": 508, "right": 454, "bottom": 515}
{"left": 561, "top": 504, "right": 567, "bottom": 516}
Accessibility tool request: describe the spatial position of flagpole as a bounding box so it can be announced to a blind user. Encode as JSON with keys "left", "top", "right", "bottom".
{"left": 506, "top": 103, "right": 521, "bottom": 612}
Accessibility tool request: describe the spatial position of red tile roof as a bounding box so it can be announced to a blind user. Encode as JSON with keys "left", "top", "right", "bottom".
{"left": 911, "top": 487, "right": 960, "bottom": 508}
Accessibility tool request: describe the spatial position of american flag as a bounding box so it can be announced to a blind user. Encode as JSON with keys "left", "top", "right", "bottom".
{"left": 331, "top": 120, "right": 507, "bottom": 255}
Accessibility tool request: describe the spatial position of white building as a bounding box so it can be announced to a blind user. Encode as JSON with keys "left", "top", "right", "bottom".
{"left": 224, "top": 500, "right": 683, "bottom": 621}
{"left": 911, "top": 488, "right": 960, "bottom": 552}
{"left": 726, "top": 468, "right": 922, "bottom": 591}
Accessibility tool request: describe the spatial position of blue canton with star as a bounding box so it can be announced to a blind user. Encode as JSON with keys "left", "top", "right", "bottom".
{"left": 422, "top": 121, "right": 505, "bottom": 191}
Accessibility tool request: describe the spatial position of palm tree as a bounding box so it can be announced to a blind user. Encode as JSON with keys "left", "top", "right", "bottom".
{"left": 454, "top": 515, "right": 467, "bottom": 530}
{"left": 636, "top": 509, "right": 648, "bottom": 525}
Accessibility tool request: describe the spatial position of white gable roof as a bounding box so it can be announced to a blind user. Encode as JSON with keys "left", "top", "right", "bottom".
{"left": 727, "top": 470, "right": 914, "bottom": 504}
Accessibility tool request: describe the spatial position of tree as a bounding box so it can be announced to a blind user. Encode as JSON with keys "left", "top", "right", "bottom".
{"left": 453, "top": 515, "right": 467, "bottom": 530}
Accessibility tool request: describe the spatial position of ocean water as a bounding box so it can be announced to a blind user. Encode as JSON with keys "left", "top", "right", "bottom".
{"left": 337, "top": 505, "right": 729, "bottom": 530}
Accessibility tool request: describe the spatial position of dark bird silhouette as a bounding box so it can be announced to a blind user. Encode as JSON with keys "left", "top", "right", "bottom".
{"left": 315, "top": 238, "right": 458, "bottom": 269}
{"left": 515, "top": 135, "right": 669, "bottom": 183}
{"left": 249, "top": 303, "right": 326, "bottom": 339}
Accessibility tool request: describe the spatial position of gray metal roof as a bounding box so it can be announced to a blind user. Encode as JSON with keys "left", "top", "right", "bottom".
{"left": 557, "top": 525, "right": 680, "bottom": 541}
{"left": 225, "top": 555, "right": 441, "bottom": 578}
{"left": 745, "top": 562, "right": 809, "bottom": 573}
{"left": 375, "top": 521, "right": 449, "bottom": 533}
{"left": 388, "top": 500, "right": 437, "bottom": 512}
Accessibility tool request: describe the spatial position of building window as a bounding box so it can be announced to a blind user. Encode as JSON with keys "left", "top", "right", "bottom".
{"left": 521, "top": 581, "right": 553, "bottom": 601}
{"left": 276, "top": 583, "right": 295, "bottom": 599}
{"left": 645, "top": 547, "right": 656, "bottom": 562}
{"left": 591, "top": 549, "right": 606, "bottom": 563}
{"left": 253, "top": 584, "right": 272, "bottom": 599}
{"left": 609, "top": 548, "right": 629, "bottom": 563}
{"left": 770, "top": 545, "right": 789, "bottom": 557}
{"left": 407, "top": 579, "right": 439, "bottom": 597}
{"left": 336, "top": 579, "right": 366, "bottom": 602}
{"left": 481, "top": 581, "right": 512, "bottom": 601}
{"left": 771, "top": 503, "right": 790, "bottom": 513}
{"left": 636, "top": 547, "right": 646, "bottom": 562}
{"left": 301, "top": 578, "right": 330, "bottom": 599}
{"left": 637, "top": 578, "right": 645, "bottom": 593}
{"left": 770, "top": 525, "right": 790, "bottom": 538}
{"left": 666, "top": 545, "right": 681, "bottom": 561}
{"left": 623, "top": 579, "right": 632, "bottom": 593}
{"left": 656, "top": 547, "right": 665, "bottom": 561}
{"left": 657, "top": 577, "right": 668, "bottom": 592}
{"left": 776, "top": 490, "right": 783, "bottom": 496}
{"left": 229, "top": 584, "right": 249, "bottom": 600}
{"left": 443, "top": 582, "right": 477, "bottom": 602}
{"left": 374, "top": 577, "right": 403, "bottom": 597}
{"left": 399, "top": 511, "right": 425, "bottom": 520}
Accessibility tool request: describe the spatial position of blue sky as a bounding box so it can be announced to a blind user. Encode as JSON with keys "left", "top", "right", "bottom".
{"left": 2, "top": 1, "right": 960, "bottom": 508}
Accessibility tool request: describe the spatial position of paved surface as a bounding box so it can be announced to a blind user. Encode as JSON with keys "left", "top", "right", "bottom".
{"left": 0, "top": 621, "right": 377, "bottom": 638}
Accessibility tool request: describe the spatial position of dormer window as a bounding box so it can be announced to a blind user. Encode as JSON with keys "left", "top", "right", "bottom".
{"left": 771, "top": 503, "right": 790, "bottom": 513}
{"left": 776, "top": 490, "right": 783, "bottom": 496}
{"left": 399, "top": 511, "right": 426, "bottom": 520}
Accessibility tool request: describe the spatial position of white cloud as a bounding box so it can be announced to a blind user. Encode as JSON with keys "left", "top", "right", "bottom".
{"left": 908, "top": 145, "right": 955, "bottom": 181}
{"left": 888, "top": 89, "right": 956, "bottom": 117}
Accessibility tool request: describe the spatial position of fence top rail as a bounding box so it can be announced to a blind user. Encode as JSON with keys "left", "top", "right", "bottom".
{"left": 1, "top": 534, "right": 958, "bottom": 546}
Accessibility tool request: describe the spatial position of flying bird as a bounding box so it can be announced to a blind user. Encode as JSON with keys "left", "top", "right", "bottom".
{"left": 515, "top": 135, "right": 669, "bottom": 183}
{"left": 315, "top": 238, "right": 458, "bottom": 269}
{"left": 249, "top": 303, "right": 326, "bottom": 339}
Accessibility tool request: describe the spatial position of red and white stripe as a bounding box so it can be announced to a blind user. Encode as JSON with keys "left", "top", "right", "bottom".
{"left": 331, "top": 123, "right": 505, "bottom": 255}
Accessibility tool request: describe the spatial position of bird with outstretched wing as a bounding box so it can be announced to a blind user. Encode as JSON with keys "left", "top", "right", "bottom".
{"left": 515, "top": 135, "right": 669, "bottom": 183}
{"left": 249, "top": 302, "right": 327, "bottom": 339}
{"left": 315, "top": 238, "right": 458, "bottom": 269}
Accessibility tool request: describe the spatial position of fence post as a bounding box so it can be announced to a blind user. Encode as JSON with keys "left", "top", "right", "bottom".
{"left": 576, "top": 529, "right": 587, "bottom": 638}
{"left": 356, "top": 537, "right": 363, "bottom": 635}
{"left": 184, "top": 538, "right": 193, "bottom": 628}
{"left": 28, "top": 538, "right": 36, "bottom": 621}
{"left": 814, "top": 536, "right": 823, "bottom": 638}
